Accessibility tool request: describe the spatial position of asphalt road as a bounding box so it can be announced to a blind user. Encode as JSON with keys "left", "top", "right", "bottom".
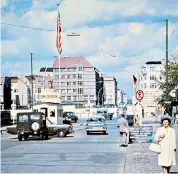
{"left": 1, "top": 117, "right": 127, "bottom": 173}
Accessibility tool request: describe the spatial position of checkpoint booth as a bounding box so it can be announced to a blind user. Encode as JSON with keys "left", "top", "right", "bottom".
{"left": 33, "top": 102, "right": 63, "bottom": 124}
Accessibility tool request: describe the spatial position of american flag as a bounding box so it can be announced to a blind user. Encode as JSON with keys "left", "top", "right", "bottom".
{"left": 56, "top": 9, "right": 62, "bottom": 54}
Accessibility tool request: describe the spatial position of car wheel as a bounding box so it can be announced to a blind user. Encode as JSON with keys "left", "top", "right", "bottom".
{"left": 57, "top": 130, "right": 66, "bottom": 138}
{"left": 24, "top": 134, "right": 28, "bottom": 140}
{"left": 18, "top": 134, "right": 22, "bottom": 141}
{"left": 103, "top": 131, "right": 107, "bottom": 134}
{"left": 87, "top": 131, "right": 90, "bottom": 135}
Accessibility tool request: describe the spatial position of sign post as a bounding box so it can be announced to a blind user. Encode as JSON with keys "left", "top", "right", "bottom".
{"left": 136, "top": 90, "right": 144, "bottom": 125}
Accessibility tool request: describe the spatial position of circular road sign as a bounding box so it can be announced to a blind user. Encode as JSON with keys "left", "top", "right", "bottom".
{"left": 136, "top": 90, "right": 144, "bottom": 101}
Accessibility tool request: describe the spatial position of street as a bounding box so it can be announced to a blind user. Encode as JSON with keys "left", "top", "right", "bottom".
{"left": 1, "top": 118, "right": 127, "bottom": 173}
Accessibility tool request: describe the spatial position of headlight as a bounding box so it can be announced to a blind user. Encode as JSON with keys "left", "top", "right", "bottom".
{"left": 31, "top": 122, "right": 40, "bottom": 131}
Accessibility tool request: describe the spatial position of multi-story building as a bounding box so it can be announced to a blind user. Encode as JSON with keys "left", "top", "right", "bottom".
{"left": 53, "top": 56, "right": 104, "bottom": 106}
{"left": 103, "top": 76, "right": 117, "bottom": 105}
{"left": 10, "top": 77, "right": 30, "bottom": 108}
{"left": 138, "top": 61, "right": 164, "bottom": 116}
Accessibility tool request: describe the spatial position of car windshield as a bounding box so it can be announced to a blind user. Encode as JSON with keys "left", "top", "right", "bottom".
{"left": 88, "top": 117, "right": 105, "bottom": 122}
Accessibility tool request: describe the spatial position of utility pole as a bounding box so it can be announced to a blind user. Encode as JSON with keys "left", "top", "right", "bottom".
{"left": 166, "top": 19, "right": 168, "bottom": 83}
{"left": 30, "top": 53, "right": 33, "bottom": 111}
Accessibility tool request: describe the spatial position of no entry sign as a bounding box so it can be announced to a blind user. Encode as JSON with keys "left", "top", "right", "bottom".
{"left": 136, "top": 89, "right": 144, "bottom": 101}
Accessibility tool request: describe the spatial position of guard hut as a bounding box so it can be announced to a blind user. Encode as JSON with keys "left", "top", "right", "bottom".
{"left": 32, "top": 102, "right": 63, "bottom": 124}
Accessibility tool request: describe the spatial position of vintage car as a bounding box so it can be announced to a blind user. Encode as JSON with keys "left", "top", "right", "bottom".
{"left": 86, "top": 116, "right": 107, "bottom": 135}
{"left": 63, "top": 112, "right": 78, "bottom": 123}
{"left": 6, "top": 112, "right": 74, "bottom": 141}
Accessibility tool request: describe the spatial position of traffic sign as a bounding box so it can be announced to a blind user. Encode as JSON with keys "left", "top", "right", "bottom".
{"left": 136, "top": 89, "right": 144, "bottom": 101}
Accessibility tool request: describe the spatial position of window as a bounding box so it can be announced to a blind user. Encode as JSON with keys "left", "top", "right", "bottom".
{"left": 67, "top": 89, "right": 71, "bottom": 93}
{"left": 78, "top": 88, "right": 83, "bottom": 94}
{"left": 55, "top": 75, "right": 59, "bottom": 80}
{"left": 61, "top": 75, "right": 65, "bottom": 79}
{"left": 67, "top": 96, "right": 71, "bottom": 100}
{"left": 73, "top": 96, "right": 77, "bottom": 100}
{"left": 78, "top": 81, "right": 83, "bottom": 86}
{"left": 84, "top": 95, "right": 88, "bottom": 97}
{"left": 150, "top": 67, "right": 156, "bottom": 72}
{"left": 144, "top": 83, "right": 147, "bottom": 89}
{"left": 67, "top": 82, "right": 71, "bottom": 86}
{"left": 61, "top": 96, "right": 65, "bottom": 100}
{"left": 30, "top": 114, "right": 40, "bottom": 120}
{"left": 90, "top": 95, "right": 94, "bottom": 97}
{"left": 14, "top": 89, "right": 18, "bottom": 92}
{"left": 73, "top": 81, "right": 77, "bottom": 85}
{"left": 67, "top": 75, "right": 70, "bottom": 79}
{"left": 38, "top": 88, "right": 41, "bottom": 93}
{"left": 150, "top": 75, "right": 156, "bottom": 81}
{"left": 78, "top": 74, "right": 82, "bottom": 79}
{"left": 19, "top": 115, "right": 28, "bottom": 122}
{"left": 61, "top": 89, "right": 65, "bottom": 93}
{"left": 77, "top": 65, "right": 83, "bottom": 71}
{"left": 73, "top": 89, "right": 77, "bottom": 92}
{"left": 73, "top": 74, "right": 77, "bottom": 78}
{"left": 61, "top": 82, "right": 65, "bottom": 86}
{"left": 150, "top": 83, "right": 156, "bottom": 88}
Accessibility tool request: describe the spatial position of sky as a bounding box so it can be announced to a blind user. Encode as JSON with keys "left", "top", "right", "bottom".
{"left": 1, "top": 0, "right": 178, "bottom": 98}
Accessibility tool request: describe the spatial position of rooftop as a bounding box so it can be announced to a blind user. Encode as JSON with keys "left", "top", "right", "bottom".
{"left": 53, "top": 56, "right": 93, "bottom": 68}
{"left": 145, "top": 61, "right": 162, "bottom": 65}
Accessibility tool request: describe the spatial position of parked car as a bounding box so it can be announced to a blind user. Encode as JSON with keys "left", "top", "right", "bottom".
{"left": 6, "top": 112, "right": 74, "bottom": 141}
{"left": 63, "top": 112, "right": 78, "bottom": 123}
{"left": 86, "top": 116, "right": 107, "bottom": 135}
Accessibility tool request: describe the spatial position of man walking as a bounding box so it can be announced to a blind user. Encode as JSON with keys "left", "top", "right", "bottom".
{"left": 117, "top": 114, "right": 129, "bottom": 147}
{"left": 172, "top": 113, "right": 178, "bottom": 160}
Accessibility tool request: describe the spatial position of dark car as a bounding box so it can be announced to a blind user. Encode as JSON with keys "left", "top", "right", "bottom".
{"left": 63, "top": 112, "right": 78, "bottom": 123}
{"left": 6, "top": 116, "right": 74, "bottom": 139}
{"left": 16, "top": 112, "right": 48, "bottom": 141}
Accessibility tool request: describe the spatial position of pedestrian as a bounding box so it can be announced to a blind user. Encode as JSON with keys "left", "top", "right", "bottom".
{"left": 172, "top": 112, "right": 178, "bottom": 160}
{"left": 117, "top": 114, "right": 129, "bottom": 147}
{"left": 154, "top": 117, "right": 176, "bottom": 174}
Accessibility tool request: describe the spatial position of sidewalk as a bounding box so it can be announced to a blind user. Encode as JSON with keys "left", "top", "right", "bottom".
{"left": 124, "top": 142, "right": 178, "bottom": 174}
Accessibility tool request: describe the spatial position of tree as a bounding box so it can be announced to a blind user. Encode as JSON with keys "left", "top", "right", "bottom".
{"left": 156, "top": 55, "right": 178, "bottom": 109}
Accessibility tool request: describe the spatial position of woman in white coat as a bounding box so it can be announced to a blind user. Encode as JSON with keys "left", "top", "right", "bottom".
{"left": 155, "top": 118, "right": 176, "bottom": 174}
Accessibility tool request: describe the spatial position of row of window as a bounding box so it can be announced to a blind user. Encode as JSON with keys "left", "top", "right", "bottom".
{"left": 140, "top": 83, "right": 157, "bottom": 89}
{"left": 55, "top": 74, "right": 83, "bottom": 80}
{"left": 61, "top": 81, "right": 83, "bottom": 86}
{"left": 142, "top": 67, "right": 158, "bottom": 72}
{"left": 140, "top": 76, "right": 162, "bottom": 81}
{"left": 61, "top": 88, "right": 83, "bottom": 94}
{"left": 53, "top": 65, "right": 83, "bottom": 72}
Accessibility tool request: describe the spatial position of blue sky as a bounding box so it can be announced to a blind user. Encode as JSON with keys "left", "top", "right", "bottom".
{"left": 1, "top": 0, "right": 178, "bottom": 98}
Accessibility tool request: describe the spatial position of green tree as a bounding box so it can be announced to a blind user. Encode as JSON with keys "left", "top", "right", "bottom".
{"left": 156, "top": 55, "right": 178, "bottom": 109}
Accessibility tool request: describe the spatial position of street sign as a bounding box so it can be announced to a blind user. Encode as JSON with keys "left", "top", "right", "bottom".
{"left": 130, "top": 126, "right": 153, "bottom": 143}
{"left": 136, "top": 89, "right": 144, "bottom": 101}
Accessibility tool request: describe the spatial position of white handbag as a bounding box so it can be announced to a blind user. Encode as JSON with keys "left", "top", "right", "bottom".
{"left": 149, "top": 142, "right": 161, "bottom": 153}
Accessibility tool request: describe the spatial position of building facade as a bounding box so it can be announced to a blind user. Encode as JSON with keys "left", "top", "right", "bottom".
{"left": 103, "top": 76, "right": 117, "bottom": 105}
{"left": 138, "top": 61, "right": 164, "bottom": 116}
{"left": 53, "top": 56, "right": 104, "bottom": 106}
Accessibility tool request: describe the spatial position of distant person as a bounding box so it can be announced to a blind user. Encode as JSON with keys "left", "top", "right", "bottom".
{"left": 172, "top": 113, "right": 178, "bottom": 160}
{"left": 154, "top": 117, "right": 176, "bottom": 174}
{"left": 117, "top": 114, "right": 129, "bottom": 147}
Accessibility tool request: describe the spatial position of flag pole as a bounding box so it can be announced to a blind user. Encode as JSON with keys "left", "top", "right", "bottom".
{"left": 57, "top": 4, "right": 62, "bottom": 104}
